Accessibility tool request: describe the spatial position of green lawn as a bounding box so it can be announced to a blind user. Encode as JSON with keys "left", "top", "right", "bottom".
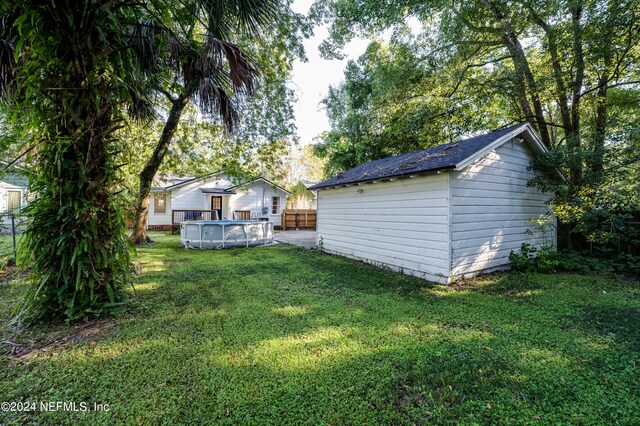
{"left": 0, "top": 234, "right": 15, "bottom": 266}
{"left": 1, "top": 235, "right": 639, "bottom": 424}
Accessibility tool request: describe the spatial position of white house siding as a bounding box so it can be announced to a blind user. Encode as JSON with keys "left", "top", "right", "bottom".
{"left": 449, "top": 138, "right": 555, "bottom": 277}
{"left": 228, "top": 180, "right": 286, "bottom": 226}
{"left": 147, "top": 192, "right": 172, "bottom": 226}
{"left": 147, "top": 175, "right": 287, "bottom": 227}
{"left": 316, "top": 174, "right": 451, "bottom": 283}
{"left": 0, "top": 173, "right": 28, "bottom": 227}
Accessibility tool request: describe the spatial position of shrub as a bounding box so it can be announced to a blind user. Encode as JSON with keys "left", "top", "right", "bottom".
{"left": 509, "top": 243, "right": 560, "bottom": 273}
{"left": 510, "top": 245, "right": 640, "bottom": 274}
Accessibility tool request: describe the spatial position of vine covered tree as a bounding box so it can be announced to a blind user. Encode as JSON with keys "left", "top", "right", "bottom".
{"left": 0, "top": 0, "right": 297, "bottom": 320}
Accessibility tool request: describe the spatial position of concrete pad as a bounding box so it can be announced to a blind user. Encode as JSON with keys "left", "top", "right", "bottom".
{"left": 275, "top": 230, "right": 317, "bottom": 249}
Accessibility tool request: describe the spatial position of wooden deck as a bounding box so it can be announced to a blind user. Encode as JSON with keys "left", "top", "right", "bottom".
{"left": 171, "top": 210, "right": 219, "bottom": 233}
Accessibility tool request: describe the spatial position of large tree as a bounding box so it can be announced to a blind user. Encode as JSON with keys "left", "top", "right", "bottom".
{"left": 0, "top": 0, "right": 298, "bottom": 320}
{"left": 0, "top": 0, "right": 163, "bottom": 319}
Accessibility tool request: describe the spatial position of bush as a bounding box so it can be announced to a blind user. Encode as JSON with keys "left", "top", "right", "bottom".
{"left": 509, "top": 243, "right": 560, "bottom": 273}
{"left": 510, "top": 244, "right": 640, "bottom": 274}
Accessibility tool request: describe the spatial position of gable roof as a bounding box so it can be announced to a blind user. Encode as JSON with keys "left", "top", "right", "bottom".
{"left": 152, "top": 172, "right": 291, "bottom": 195}
{"left": 311, "top": 123, "right": 548, "bottom": 190}
{"left": 227, "top": 177, "right": 291, "bottom": 195}
{"left": 151, "top": 170, "right": 222, "bottom": 191}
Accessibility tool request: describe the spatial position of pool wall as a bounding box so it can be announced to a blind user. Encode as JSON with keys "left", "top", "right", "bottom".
{"left": 180, "top": 220, "right": 274, "bottom": 249}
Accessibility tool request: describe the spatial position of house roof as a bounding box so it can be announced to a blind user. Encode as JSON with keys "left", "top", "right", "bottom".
{"left": 227, "top": 177, "right": 291, "bottom": 195}
{"left": 151, "top": 173, "right": 199, "bottom": 191}
{"left": 200, "top": 187, "right": 237, "bottom": 195}
{"left": 301, "top": 180, "right": 318, "bottom": 189}
{"left": 311, "top": 123, "right": 548, "bottom": 190}
{"left": 152, "top": 172, "right": 291, "bottom": 195}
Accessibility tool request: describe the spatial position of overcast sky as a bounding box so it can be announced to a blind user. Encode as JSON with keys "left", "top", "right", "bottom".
{"left": 288, "top": 0, "right": 369, "bottom": 145}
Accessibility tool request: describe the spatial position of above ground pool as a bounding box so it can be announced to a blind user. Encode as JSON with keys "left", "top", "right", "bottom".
{"left": 180, "top": 220, "right": 274, "bottom": 249}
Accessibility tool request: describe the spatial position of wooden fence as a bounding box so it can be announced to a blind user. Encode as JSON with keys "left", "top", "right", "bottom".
{"left": 281, "top": 209, "right": 316, "bottom": 230}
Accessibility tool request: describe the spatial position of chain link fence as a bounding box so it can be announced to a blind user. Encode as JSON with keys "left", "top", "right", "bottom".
{"left": 1, "top": 212, "right": 25, "bottom": 267}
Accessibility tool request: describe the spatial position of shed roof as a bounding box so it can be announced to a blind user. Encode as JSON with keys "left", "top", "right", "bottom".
{"left": 311, "top": 123, "right": 547, "bottom": 190}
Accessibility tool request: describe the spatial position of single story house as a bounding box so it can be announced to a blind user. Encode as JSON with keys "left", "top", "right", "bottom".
{"left": 310, "top": 123, "right": 557, "bottom": 284}
{"left": 0, "top": 162, "right": 28, "bottom": 228}
{"left": 148, "top": 172, "right": 291, "bottom": 230}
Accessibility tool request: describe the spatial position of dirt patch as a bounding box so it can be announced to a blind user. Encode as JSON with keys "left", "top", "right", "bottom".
{"left": 1, "top": 318, "right": 115, "bottom": 361}
{"left": 0, "top": 265, "right": 24, "bottom": 284}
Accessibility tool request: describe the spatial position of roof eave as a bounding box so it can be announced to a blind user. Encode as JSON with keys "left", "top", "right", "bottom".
{"left": 311, "top": 166, "right": 455, "bottom": 190}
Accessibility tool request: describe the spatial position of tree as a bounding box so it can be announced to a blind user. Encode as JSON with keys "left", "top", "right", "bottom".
{"left": 0, "top": 0, "right": 163, "bottom": 320}
{"left": 0, "top": 0, "right": 301, "bottom": 320}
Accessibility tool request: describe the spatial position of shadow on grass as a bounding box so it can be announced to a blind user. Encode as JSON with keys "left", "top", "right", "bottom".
{"left": 2, "top": 238, "right": 638, "bottom": 424}
{"left": 566, "top": 305, "right": 640, "bottom": 352}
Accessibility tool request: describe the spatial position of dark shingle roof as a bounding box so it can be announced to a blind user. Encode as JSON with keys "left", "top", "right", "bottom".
{"left": 311, "top": 124, "right": 528, "bottom": 189}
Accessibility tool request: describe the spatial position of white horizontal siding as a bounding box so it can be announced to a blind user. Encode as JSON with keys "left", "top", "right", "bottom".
{"left": 317, "top": 174, "right": 450, "bottom": 281}
{"left": 146, "top": 174, "right": 287, "bottom": 226}
{"left": 147, "top": 193, "right": 172, "bottom": 226}
{"left": 228, "top": 180, "right": 287, "bottom": 226}
{"left": 450, "top": 138, "right": 555, "bottom": 276}
{"left": 0, "top": 181, "right": 27, "bottom": 226}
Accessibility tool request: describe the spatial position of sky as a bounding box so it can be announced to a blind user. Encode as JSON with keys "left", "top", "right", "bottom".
{"left": 288, "top": 0, "right": 369, "bottom": 145}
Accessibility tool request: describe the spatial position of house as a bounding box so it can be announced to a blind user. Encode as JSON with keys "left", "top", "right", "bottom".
{"left": 286, "top": 180, "right": 318, "bottom": 210}
{"left": 148, "top": 172, "right": 291, "bottom": 230}
{"left": 0, "top": 161, "right": 28, "bottom": 228}
{"left": 310, "top": 123, "right": 557, "bottom": 284}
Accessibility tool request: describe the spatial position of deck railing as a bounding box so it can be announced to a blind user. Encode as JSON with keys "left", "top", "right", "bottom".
{"left": 171, "top": 210, "right": 219, "bottom": 232}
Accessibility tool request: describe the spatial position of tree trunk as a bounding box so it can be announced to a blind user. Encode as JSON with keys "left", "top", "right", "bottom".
{"left": 531, "top": 13, "right": 573, "bottom": 141}
{"left": 567, "top": 4, "right": 585, "bottom": 187}
{"left": 130, "top": 94, "right": 190, "bottom": 244}
{"left": 479, "top": 0, "right": 551, "bottom": 147}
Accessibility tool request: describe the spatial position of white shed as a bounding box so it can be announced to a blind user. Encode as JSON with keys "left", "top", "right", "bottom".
{"left": 310, "top": 123, "right": 557, "bottom": 284}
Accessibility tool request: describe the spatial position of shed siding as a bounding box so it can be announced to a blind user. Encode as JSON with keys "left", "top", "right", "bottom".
{"left": 317, "top": 174, "right": 450, "bottom": 283}
{"left": 450, "top": 138, "right": 554, "bottom": 276}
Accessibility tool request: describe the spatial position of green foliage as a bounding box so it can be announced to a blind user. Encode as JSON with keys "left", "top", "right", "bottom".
{"left": 511, "top": 245, "right": 640, "bottom": 275}
{"left": 17, "top": 140, "right": 132, "bottom": 321}
{"left": 1, "top": 236, "right": 639, "bottom": 423}
{"left": 314, "top": 38, "right": 507, "bottom": 175}
{"left": 1, "top": 1, "right": 160, "bottom": 320}
{"left": 0, "top": 235, "right": 13, "bottom": 269}
{"left": 509, "top": 243, "right": 560, "bottom": 273}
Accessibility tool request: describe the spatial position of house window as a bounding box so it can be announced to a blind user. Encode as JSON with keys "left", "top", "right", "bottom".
{"left": 272, "top": 196, "right": 280, "bottom": 214}
{"left": 154, "top": 194, "right": 166, "bottom": 214}
{"left": 7, "top": 190, "right": 21, "bottom": 211}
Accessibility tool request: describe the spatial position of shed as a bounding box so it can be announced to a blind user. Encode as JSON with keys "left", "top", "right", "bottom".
{"left": 310, "top": 123, "right": 556, "bottom": 284}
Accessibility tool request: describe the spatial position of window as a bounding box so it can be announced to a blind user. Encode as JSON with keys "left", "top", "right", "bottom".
{"left": 7, "top": 190, "right": 21, "bottom": 211}
{"left": 271, "top": 196, "right": 280, "bottom": 214}
{"left": 154, "top": 194, "right": 166, "bottom": 214}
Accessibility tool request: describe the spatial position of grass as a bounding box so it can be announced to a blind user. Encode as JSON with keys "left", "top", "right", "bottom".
{"left": 0, "top": 235, "right": 639, "bottom": 424}
{"left": 0, "top": 234, "right": 15, "bottom": 267}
